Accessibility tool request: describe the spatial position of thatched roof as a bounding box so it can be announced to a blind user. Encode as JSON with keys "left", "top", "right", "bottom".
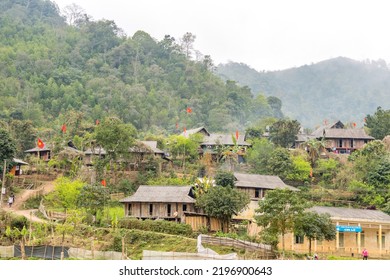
{"left": 233, "top": 172, "right": 298, "bottom": 191}
{"left": 120, "top": 185, "right": 195, "bottom": 203}
{"left": 311, "top": 206, "right": 390, "bottom": 224}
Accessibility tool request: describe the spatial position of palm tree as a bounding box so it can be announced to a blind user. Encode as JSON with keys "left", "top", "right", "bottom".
{"left": 305, "top": 138, "right": 327, "bottom": 167}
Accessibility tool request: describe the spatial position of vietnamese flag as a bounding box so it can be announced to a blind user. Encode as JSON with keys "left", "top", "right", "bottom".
{"left": 101, "top": 179, "right": 106, "bottom": 187}
{"left": 61, "top": 123, "right": 67, "bottom": 133}
{"left": 235, "top": 130, "right": 239, "bottom": 141}
{"left": 186, "top": 107, "right": 192, "bottom": 113}
{"left": 37, "top": 138, "right": 45, "bottom": 149}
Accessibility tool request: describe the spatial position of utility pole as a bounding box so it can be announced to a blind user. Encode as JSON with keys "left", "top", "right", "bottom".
{"left": 0, "top": 159, "right": 7, "bottom": 208}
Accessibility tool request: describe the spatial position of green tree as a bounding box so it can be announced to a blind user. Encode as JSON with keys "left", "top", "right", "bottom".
{"left": 255, "top": 188, "right": 307, "bottom": 254}
{"left": 293, "top": 211, "right": 336, "bottom": 255}
{"left": 365, "top": 107, "right": 390, "bottom": 140}
{"left": 285, "top": 155, "right": 311, "bottom": 183}
{"left": 46, "top": 177, "right": 84, "bottom": 210}
{"left": 246, "top": 138, "right": 275, "bottom": 174}
{"left": 9, "top": 120, "right": 37, "bottom": 157}
{"left": 304, "top": 138, "right": 327, "bottom": 167}
{"left": 269, "top": 119, "right": 300, "bottom": 148}
{"left": 268, "top": 148, "right": 293, "bottom": 179}
{"left": 76, "top": 184, "right": 110, "bottom": 217}
{"left": 0, "top": 128, "right": 17, "bottom": 176}
{"left": 196, "top": 186, "right": 249, "bottom": 232}
{"left": 94, "top": 117, "right": 137, "bottom": 160}
{"left": 214, "top": 170, "right": 236, "bottom": 187}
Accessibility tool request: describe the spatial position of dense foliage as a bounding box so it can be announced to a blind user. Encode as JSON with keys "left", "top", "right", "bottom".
{"left": 217, "top": 58, "right": 390, "bottom": 128}
{"left": 0, "top": 0, "right": 283, "bottom": 149}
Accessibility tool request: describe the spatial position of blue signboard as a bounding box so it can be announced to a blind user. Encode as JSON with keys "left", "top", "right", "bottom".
{"left": 336, "top": 225, "right": 362, "bottom": 232}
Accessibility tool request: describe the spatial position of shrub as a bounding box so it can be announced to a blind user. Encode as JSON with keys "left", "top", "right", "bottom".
{"left": 119, "top": 218, "right": 193, "bottom": 236}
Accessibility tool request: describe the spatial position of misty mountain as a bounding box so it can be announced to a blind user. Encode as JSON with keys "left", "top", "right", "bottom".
{"left": 216, "top": 57, "right": 390, "bottom": 128}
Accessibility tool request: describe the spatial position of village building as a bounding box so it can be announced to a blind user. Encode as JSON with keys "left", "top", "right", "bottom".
{"left": 84, "top": 147, "right": 107, "bottom": 166}
{"left": 24, "top": 145, "right": 51, "bottom": 161}
{"left": 9, "top": 158, "right": 29, "bottom": 176}
{"left": 180, "top": 126, "right": 252, "bottom": 162}
{"left": 120, "top": 185, "right": 198, "bottom": 221}
{"left": 310, "top": 121, "right": 375, "bottom": 154}
{"left": 283, "top": 206, "right": 390, "bottom": 257}
{"left": 232, "top": 173, "right": 299, "bottom": 232}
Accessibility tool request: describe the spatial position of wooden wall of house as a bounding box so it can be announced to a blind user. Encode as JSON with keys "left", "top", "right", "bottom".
{"left": 125, "top": 202, "right": 195, "bottom": 219}
{"left": 183, "top": 214, "right": 228, "bottom": 232}
{"left": 236, "top": 187, "right": 265, "bottom": 200}
{"left": 327, "top": 139, "right": 370, "bottom": 150}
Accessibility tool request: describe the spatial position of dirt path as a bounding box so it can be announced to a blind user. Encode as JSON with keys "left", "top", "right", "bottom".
{"left": 1, "top": 180, "right": 56, "bottom": 223}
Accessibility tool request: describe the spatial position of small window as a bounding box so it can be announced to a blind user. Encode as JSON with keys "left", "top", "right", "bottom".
{"left": 149, "top": 204, "right": 153, "bottom": 216}
{"left": 255, "top": 189, "right": 260, "bottom": 198}
{"left": 377, "top": 232, "right": 385, "bottom": 249}
{"left": 127, "top": 204, "right": 132, "bottom": 216}
{"left": 167, "top": 204, "right": 171, "bottom": 217}
{"left": 350, "top": 139, "right": 354, "bottom": 148}
{"left": 339, "top": 232, "right": 344, "bottom": 248}
{"left": 338, "top": 139, "right": 343, "bottom": 148}
{"left": 182, "top": 204, "right": 187, "bottom": 212}
{"left": 295, "top": 235, "right": 304, "bottom": 244}
{"left": 356, "top": 231, "right": 365, "bottom": 247}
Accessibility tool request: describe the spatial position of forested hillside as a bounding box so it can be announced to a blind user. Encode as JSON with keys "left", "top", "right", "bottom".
{"left": 0, "top": 0, "right": 283, "bottom": 138}
{"left": 217, "top": 58, "right": 390, "bottom": 128}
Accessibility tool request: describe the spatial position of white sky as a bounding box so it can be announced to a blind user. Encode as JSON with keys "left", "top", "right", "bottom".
{"left": 53, "top": 0, "right": 390, "bottom": 71}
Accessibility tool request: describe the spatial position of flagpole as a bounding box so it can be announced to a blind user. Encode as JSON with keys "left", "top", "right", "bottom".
{"left": 0, "top": 159, "right": 7, "bottom": 208}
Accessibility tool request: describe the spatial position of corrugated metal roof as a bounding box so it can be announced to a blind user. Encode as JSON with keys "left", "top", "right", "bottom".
{"left": 311, "top": 206, "right": 390, "bottom": 223}
{"left": 233, "top": 172, "right": 298, "bottom": 191}
{"left": 120, "top": 185, "right": 195, "bottom": 203}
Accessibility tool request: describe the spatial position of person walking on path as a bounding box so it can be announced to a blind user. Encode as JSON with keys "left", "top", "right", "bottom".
{"left": 8, "top": 193, "right": 15, "bottom": 207}
{"left": 362, "top": 248, "right": 368, "bottom": 260}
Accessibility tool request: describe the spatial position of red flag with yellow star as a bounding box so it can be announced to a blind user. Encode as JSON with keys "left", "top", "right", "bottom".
{"left": 37, "top": 138, "right": 45, "bottom": 149}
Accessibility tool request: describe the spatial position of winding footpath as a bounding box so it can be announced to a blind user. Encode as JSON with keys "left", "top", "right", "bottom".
{"left": 1, "top": 180, "right": 56, "bottom": 223}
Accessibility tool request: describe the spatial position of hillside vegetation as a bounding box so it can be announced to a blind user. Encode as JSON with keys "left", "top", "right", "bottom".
{"left": 217, "top": 58, "right": 390, "bottom": 128}
{"left": 0, "top": 0, "right": 283, "bottom": 136}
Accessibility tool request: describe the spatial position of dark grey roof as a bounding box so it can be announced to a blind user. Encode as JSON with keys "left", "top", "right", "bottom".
{"left": 202, "top": 133, "right": 251, "bottom": 146}
{"left": 233, "top": 172, "right": 298, "bottom": 191}
{"left": 311, "top": 121, "right": 344, "bottom": 137}
{"left": 320, "top": 128, "right": 374, "bottom": 140}
{"left": 24, "top": 145, "right": 51, "bottom": 153}
{"left": 12, "top": 158, "right": 28, "bottom": 165}
{"left": 296, "top": 133, "right": 315, "bottom": 143}
{"left": 311, "top": 206, "right": 390, "bottom": 223}
{"left": 120, "top": 185, "right": 195, "bottom": 203}
{"left": 140, "top": 141, "right": 164, "bottom": 154}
